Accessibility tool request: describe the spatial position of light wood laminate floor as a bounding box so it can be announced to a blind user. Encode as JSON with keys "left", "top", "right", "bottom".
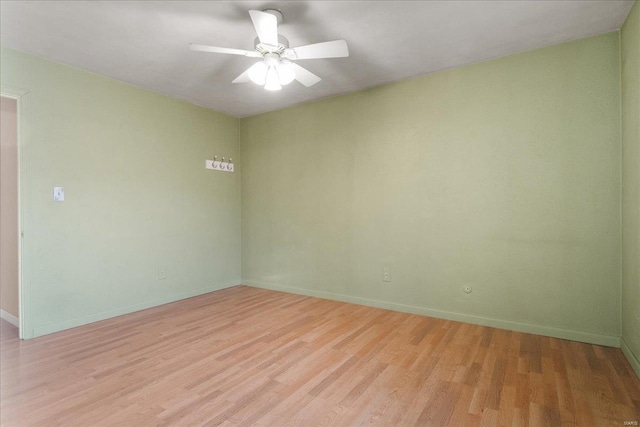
{"left": 1, "top": 286, "right": 639, "bottom": 426}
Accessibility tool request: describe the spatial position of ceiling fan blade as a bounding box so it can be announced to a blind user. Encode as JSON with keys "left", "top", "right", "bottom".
{"left": 249, "top": 10, "right": 278, "bottom": 46}
{"left": 287, "top": 39, "right": 349, "bottom": 60}
{"left": 290, "top": 63, "right": 321, "bottom": 87}
{"left": 190, "top": 44, "right": 261, "bottom": 57}
{"left": 232, "top": 68, "right": 252, "bottom": 84}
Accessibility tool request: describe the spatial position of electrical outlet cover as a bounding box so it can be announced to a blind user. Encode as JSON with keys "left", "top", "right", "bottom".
{"left": 383, "top": 267, "right": 391, "bottom": 282}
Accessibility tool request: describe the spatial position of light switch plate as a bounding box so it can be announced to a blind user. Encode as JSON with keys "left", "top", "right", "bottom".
{"left": 53, "top": 187, "right": 65, "bottom": 202}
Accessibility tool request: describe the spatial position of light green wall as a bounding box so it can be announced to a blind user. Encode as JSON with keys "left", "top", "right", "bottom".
{"left": 621, "top": 1, "right": 640, "bottom": 377}
{"left": 241, "top": 32, "right": 622, "bottom": 346}
{"left": 1, "top": 48, "right": 241, "bottom": 338}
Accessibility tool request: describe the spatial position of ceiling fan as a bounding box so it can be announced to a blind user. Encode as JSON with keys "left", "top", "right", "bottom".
{"left": 190, "top": 9, "right": 349, "bottom": 91}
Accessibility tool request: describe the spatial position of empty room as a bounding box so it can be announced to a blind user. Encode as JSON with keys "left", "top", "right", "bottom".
{"left": 1, "top": 1, "right": 639, "bottom": 425}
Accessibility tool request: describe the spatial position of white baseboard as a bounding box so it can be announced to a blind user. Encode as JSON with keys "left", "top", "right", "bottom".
{"left": 0, "top": 309, "right": 19, "bottom": 328}
{"left": 621, "top": 337, "right": 640, "bottom": 380}
{"left": 243, "top": 279, "right": 621, "bottom": 348}
{"left": 31, "top": 280, "right": 240, "bottom": 338}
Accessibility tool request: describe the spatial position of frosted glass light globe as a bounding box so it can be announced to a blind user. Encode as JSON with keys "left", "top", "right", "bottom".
{"left": 248, "top": 61, "right": 267, "bottom": 85}
{"left": 278, "top": 60, "right": 295, "bottom": 85}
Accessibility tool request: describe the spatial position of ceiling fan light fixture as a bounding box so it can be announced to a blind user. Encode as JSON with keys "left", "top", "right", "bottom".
{"left": 248, "top": 61, "right": 267, "bottom": 85}
{"left": 264, "top": 66, "right": 282, "bottom": 91}
{"left": 277, "top": 60, "right": 295, "bottom": 85}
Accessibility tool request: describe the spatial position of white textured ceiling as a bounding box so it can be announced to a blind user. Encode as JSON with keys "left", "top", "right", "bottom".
{"left": 0, "top": 1, "right": 633, "bottom": 118}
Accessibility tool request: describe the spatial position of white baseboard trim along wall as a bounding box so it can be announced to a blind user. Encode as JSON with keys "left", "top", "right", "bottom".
{"left": 244, "top": 280, "right": 621, "bottom": 348}
{"left": 621, "top": 338, "right": 640, "bottom": 379}
{"left": 30, "top": 280, "right": 240, "bottom": 338}
{"left": 0, "top": 309, "right": 19, "bottom": 328}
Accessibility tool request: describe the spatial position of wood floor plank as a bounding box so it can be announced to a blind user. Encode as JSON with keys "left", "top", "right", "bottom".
{"left": 1, "top": 286, "right": 639, "bottom": 426}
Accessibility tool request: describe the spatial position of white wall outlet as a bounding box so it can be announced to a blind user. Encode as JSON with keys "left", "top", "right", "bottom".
{"left": 463, "top": 285, "right": 473, "bottom": 294}
{"left": 158, "top": 267, "right": 167, "bottom": 280}
{"left": 383, "top": 267, "right": 391, "bottom": 282}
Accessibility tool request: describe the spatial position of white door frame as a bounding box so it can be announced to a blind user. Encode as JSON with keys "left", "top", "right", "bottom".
{"left": 1, "top": 85, "right": 31, "bottom": 339}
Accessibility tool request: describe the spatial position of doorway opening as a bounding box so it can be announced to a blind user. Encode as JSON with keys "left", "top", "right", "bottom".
{"left": 1, "top": 96, "right": 19, "bottom": 336}
{"left": 0, "top": 90, "right": 25, "bottom": 339}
